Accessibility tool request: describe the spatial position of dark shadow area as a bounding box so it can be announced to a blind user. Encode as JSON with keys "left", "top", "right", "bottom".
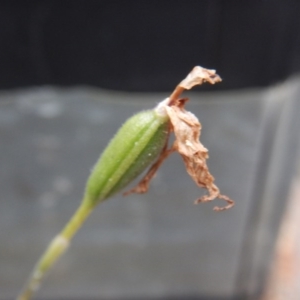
{"left": 0, "top": 0, "right": 300, "bottom": 91}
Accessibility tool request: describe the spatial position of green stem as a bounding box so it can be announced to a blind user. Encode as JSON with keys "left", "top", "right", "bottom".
{"left": 17, "top": 199, "right": 93, "bottom": 300}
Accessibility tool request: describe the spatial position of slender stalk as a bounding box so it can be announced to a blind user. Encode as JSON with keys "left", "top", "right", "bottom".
{"left": 17, "top": 199, "right": 93, "bottom": 300}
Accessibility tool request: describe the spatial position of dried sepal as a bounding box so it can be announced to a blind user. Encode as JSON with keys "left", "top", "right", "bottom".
{"left": 178, "top": 66, "right": 222, "bottom": 89}
{"left": 168, "top": 66, "right": 222, "bottom": 106}
{"left": 125, "top": 66, "right": 234, "bottom": 211}
{"left": 165, "top": 99, "right": 234, "bottom": 211}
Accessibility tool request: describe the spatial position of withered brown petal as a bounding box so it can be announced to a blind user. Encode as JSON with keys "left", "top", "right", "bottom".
{"left": 165, "top": 105, "right": 234, "bottom": 211}
{"left": 178, "top": 66, "right": 222, "bottom": 90}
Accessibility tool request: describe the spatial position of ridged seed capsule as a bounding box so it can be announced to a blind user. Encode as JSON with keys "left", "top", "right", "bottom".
{"left": 85, "top": 109, "right": 170, "bottom": 207}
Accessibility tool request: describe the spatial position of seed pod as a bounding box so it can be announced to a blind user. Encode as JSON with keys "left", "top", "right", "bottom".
{"left": 84, "top": 109, "right": 170, "bottom": 207}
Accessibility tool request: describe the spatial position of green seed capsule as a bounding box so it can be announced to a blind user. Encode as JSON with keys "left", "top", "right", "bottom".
{"left": 84, "top": 109, "right": 169, "bottom": 207}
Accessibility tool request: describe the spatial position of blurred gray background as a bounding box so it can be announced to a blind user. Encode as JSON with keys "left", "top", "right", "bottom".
{"left": 1, "top": 1, "right": 300, "bottom": 300}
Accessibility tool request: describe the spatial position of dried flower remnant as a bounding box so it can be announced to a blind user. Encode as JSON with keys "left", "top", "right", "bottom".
{"left": 125, "top": 66, "right": 234, "bottom": 211}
